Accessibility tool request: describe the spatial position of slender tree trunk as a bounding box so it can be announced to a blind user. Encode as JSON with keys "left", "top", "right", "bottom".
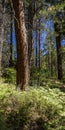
{"left": 47, "top": 45, "right": 51, "bottom": 77}
{"left": 0, "top": 0, "right": 5, "bottom": 75}
{"left": 0, "top": 30, "right": 4, "bottom": 75}
{"left": 38, "top": 19, "right": 41, "bottom": 69}
{"left": 48, "top": 43, "right": 53, "bottom": 77}
{"left": 28, "top": 0, "right": 36, "bottom": 74}
{"left": 28, "top": 4, "right": 33, "bottom": 69}
{"left": 0, "top": 24, "right": 4, "bottom": 74}
{"left": 50, "top": 49, "right": 53, "bottom": 77}
{"left": 56, "top": 34, "right": 63, "bottom": 80}
{"left": 36, "top": 21, "right": 38, "bottom": 67}
{"left": 55, "top": 24, "right": 63, "bottom": 80}
{"left": 12, "top": 0, "right": 29, "bottom": 90}
{"left": 9, "top": 5, "right": 13, "bottom": 67}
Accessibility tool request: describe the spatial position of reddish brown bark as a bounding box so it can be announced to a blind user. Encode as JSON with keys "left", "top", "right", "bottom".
{"left": 12, "top": 0, "right": 29, "bottom": 90}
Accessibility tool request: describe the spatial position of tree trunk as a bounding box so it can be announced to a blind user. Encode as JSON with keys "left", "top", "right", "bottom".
{"left": 28, "top": 0, "right": 36, "bottom": 75}
{"left": 50, "top": 49, "right": 53, "bottom": 77}
{"left": 56, "top": 34, "right": 63, "bottom": 80}
{"left": 0, "top": 0, "right": 5, "bottom": 75}
{"left": 12, "top": 0, "right": 29, "bottom": 90}
{"left": 36, "top": 21, "right": 38, "bottom": 67}
{"left": 38, "top": 19, "right": 41, "bottom": 69}
{"left": 28, "top": 3, "right": 33, "bottom": 69}
{"left": 0, "top": 23, "right": 4, "bottom": 74}
{"left": 55, "top": 24, "right": 63, "bottom": 80}
{"left": 9, "top": 5, "right": 13, "bottom": 67}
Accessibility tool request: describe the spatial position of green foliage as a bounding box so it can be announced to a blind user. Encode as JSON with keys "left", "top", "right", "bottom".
{"left": 3, "top": 68, "right": 16, "bottom": 84}
{"left": 0, "top": 81, "right": 65, "bottom": 130}
{"left": 30, "top": 65, "right": 49, "bottom": 86}
{"left": 30, "top": 64, "right": 58, "bottom": 87}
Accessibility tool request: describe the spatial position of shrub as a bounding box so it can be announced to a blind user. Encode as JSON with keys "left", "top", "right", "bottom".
{"left": 0, "top": 83, "right": 65, "bottom": 130}
{"left": 3, "top": 68, "right": 16, "bottom": 84}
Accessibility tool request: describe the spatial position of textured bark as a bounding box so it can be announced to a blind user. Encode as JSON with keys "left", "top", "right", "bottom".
{"left": 28, "top": 0, "right": 35, "bottom": 71}
{"left": 38, "top": 19, "right": 40, "bottom": 69}
{"left": 50, "top": 50, "right": 53, "bottom": 77}
{"left": 9, "top": 5, "right": 13, "bottom": 67}
{"left": 36, "top": 21, "right": 38, "bottom": 67}
{"left": 28, "top": 3, "right": 33, "bottom": 68}
{"left": 0, "top": 22, "right": 4, "bottom": 73}
{"left": 0, "top": 0, "right": 5, "bottom": 74}
{"left": 12, "top": 0, "right": 29, "bottom": 90}
{"left": 56, "top": 34, "right": 63, "bottom": 80}
{"left": 55, "top": 24, "right": 63, "bottom": 80}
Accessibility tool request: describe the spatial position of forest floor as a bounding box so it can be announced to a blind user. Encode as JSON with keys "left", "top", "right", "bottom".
{"left": 0, "top": 77, "right": 65, "bottom": 90}
{"left": 38, "top": 78, "right": 65, "bottom": 92}
{"left": 0, "top": 77, "right": 65, "bottom": 130}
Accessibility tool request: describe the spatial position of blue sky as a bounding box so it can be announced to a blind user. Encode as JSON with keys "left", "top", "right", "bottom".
{"left": 11, "top": 20, "right": 65, "bottom": 48}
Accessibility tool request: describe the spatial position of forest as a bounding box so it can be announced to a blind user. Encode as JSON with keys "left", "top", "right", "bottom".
{"left": 0, "top": 0, "right": 65, "bottom": 130}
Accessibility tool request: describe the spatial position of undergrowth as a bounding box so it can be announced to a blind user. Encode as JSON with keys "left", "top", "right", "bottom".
{"left": 0, "top": 79, "right": 65, "bottom": 130}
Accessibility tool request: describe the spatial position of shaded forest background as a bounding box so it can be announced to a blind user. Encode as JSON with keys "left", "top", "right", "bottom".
{"left": 0, "top": 0, "right": 65, "bottom": 89}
